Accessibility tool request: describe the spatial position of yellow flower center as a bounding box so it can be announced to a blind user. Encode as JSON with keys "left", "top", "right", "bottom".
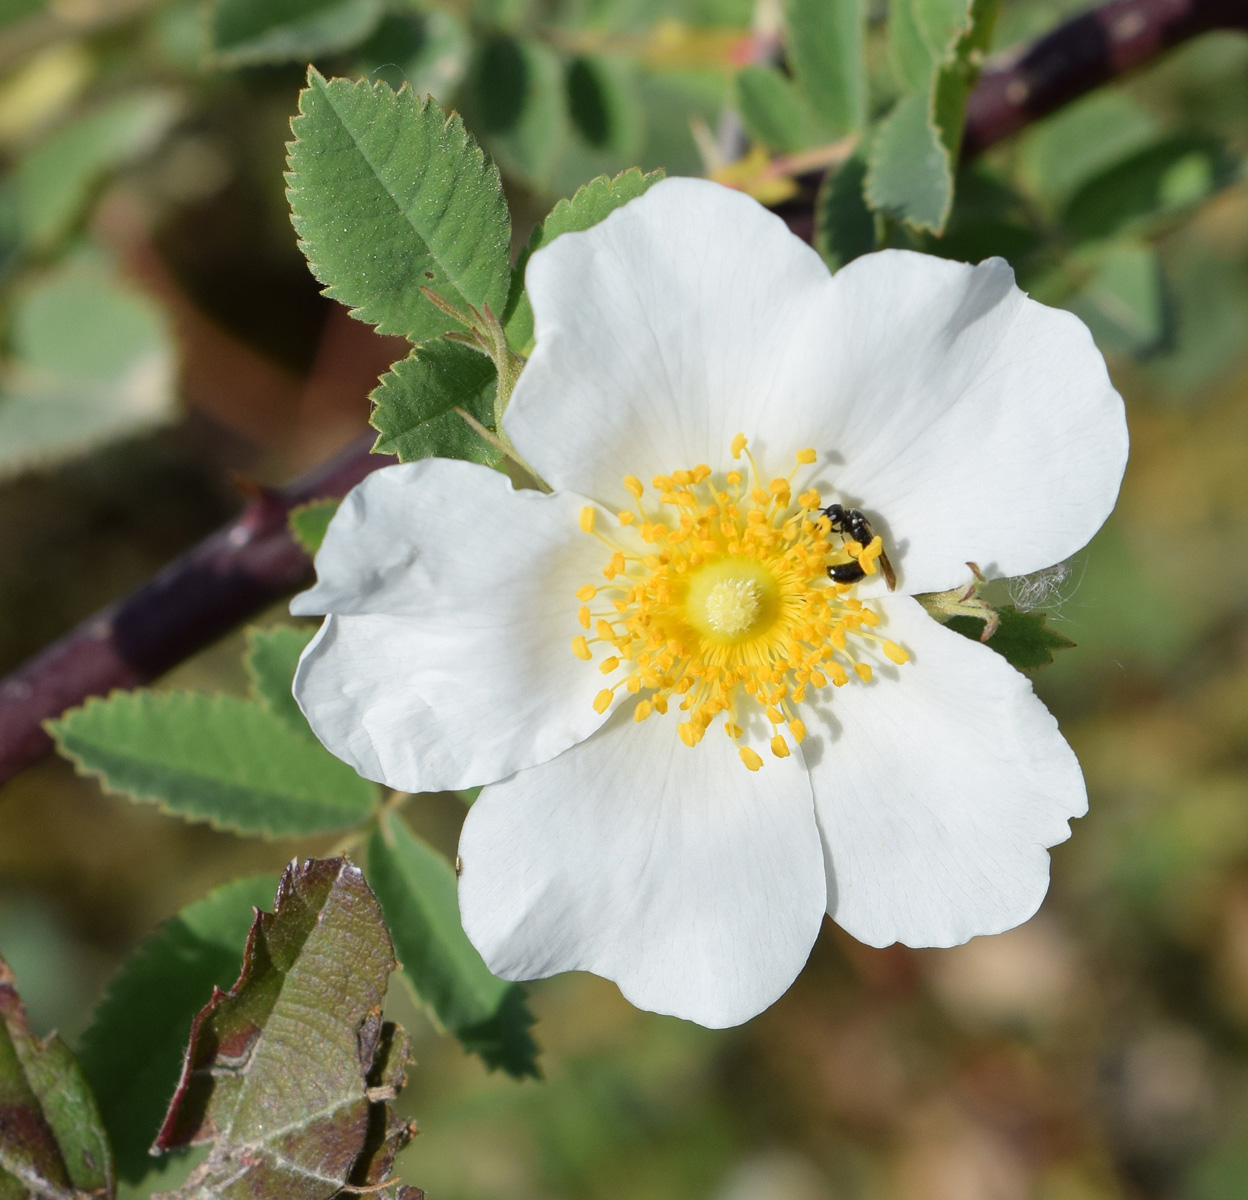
{"left": 572, "top": 436, "right": 910, "bottom": 770}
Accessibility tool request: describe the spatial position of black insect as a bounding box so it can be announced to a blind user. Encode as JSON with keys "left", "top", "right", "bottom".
{"left": 821, "top": 503, "right": 897, "bottom": 591}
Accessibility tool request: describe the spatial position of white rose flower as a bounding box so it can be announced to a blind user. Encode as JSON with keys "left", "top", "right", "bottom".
{"left": 292, "top": 177, "right": 1128, "bottom": 1029}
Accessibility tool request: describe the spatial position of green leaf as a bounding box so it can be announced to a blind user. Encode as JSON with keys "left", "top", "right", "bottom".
{"left": 1060, "top": 136, "right": 1232, "bottom": 242}
{"left": 868, "top": 0, "right": 999, "bottom": 233}
{"left": 245, "top": 625, "right": 317, "bottom": 738}
{"left": 467, "top": 36, "right": 569, "bottom": 190}
{"left": 77, "top": 875, "right": 280, "bottom": 1182}
{"left": 368, "top": 814, "right": 540, "bottom": 1078}
{"left": 288, "top": 497, "right": 339, "bottom": 557}
{"left": 735, "top": 65, "right": 828, "bottom": 154}
{"left": 370, "top": 339, "right": 501, "bottom": 464}
{"left": 17, "top": 90, "right": 179, "bottom": 250}
{"left": 287, "top": 70, "right": 512, "bottom": 342}
{"left": 504, "top": 167, "right": 663, "bottom": 350}
{"left": 0, "top": 260, "right": 177, "bottom": 482}
{"left": 153, "top": 859, "right": 422, "bottom": 1200}
{"left": 947, "top": 605, "right": 1075, "bottom": 669}
{"left": 815, "top": 154, "right": 877, "bottom": 271}
{"left": 48, "top": 691, "right": 378, "bottom": 837}
{"left": 1017, "top": 90, "right": 1162, "bottom": 206}
{"left": 0, "top": 955, "right": 114, "bottom": 1199}
{"left": 566, "top": 55, "right": 641, "bottom": 155}
{"left": 785, "top": 0, "right": 866, "bottom": 134}
{"left": 207, "top": 0, "right": 385, "bottom": 67}
{"left": 1066, "top": 241, "right": 1166, "bottom": 358}
{"left": 865, "top": 90, "right": 951, "bottom": 232}
{"left": 354, "top": 10, "right": 471, "bottom": 101}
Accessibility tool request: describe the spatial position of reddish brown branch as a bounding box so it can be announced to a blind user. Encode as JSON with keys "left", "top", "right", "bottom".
{"left": 0, "top": 435, "right": 393, "bottom": 785}
{"left": 2, "top": 0, "right": 1247, "bottom": 787}
{"left": 963, "top": 0, "right": 1248, "bottom": 156}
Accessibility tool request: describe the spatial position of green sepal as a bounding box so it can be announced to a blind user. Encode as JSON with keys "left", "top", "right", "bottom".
{"left": 368, "top": 814, "right": 541, "bottom": 1079}
{"left": 48, "top": 690, "right": 379, "bottom": 837}
{"left": 287, "top": 70, "right": 512, "bottom": 342}
{"left": 76, "top": 875, "right": 280, "bottom": 1182}
{"left": 504, "top": 167, "right": 664, "bottom": 351}
{"left": 947, "top": 605, "right": 1076, "bottom": 670}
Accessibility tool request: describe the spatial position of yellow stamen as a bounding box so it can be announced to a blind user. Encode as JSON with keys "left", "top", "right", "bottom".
{"left": 624, "top": 475, "right": 644, "bottom": 498}
{"left": 788, "top": 719, "right": 806, "bottom": 744}
{"left": 594, "top": 689, "right": 613, "bottom": 713}
{"left": 580, "top": 506, "right": 595, "bottom": 533}
{"left": 883, "top": 641, "right": 909, "bottom": 664}
{"left": 572, "top": 636, "right": 592, "bottom": 660}
{"left": 796, "top": 448, "right": 817, "bottom": 464}
{"left": 740, "top": 746, "right": 763, "bottom": 771}
{"left": 731, "top": 433, "right": 748, "bottom": 459}
{"left": 770, "top": 735, "right": 790, "bottom": 759}
{"left": 854, "top": 662, "right": 873, "bottom": 682}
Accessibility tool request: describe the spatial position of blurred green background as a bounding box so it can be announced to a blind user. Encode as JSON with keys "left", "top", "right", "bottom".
{"left": 4, "top": 0, "right": 1248, "bottom": 1197}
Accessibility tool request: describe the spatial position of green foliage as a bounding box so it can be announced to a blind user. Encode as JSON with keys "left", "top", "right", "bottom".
{"left": 367, "top": 814, "right": 541, "bottom": 1079}
{"left": 566, "top": 55, "right": 641, "bottom": 156}
{"left": 468, "top": 36, "right": 569, "bottom": 191}
{"left": 287, "top": 71, "right": 512, "bottom": 342}
{"left": 815, "top": 154, "right": 877, "bottom": 271}
{"left": 77, "top": 875, "right": 280, "bottom": 1182}
{"left": 152, "top": 859, "right": 422, "bottom": 1200}
{"left": 245, "top": 625, "right": 317, "bottom": 737}
{"left": 735, "top": 65, "right": 826, "bottom": 154}
{"left": 947, "top": 605, "right": 1076, "bottom": 670}
{"left": 288, "top": 498, "right": 339, "bottom": 557}
{"left": 0, "top": 260, "right": 176, "bottom": 482}
{"left": 207, "top": 0, "right": 386, "bottom": 67}
{"left": 1066, "top": 240, "right": 1166, "bottom": 358}
{"left": 370, "top": 339, "right": 502, "bottom": 464}
{"left": 505, "top": 167, "right": 663, "bottom": 349}
{"left": 785, "top": 0, "right": 866, "bottom": 135}
{"left": 868, "top": 0, "right": 999, "bottom": 233}
{"left": 0, "top": 956, "right": 114, "bottom": 1199}
{"left": 17, "top": 91, "right": 180, "bottom": 250}
{"left": 48, "top": 690, "right": 378, "bottom": 837}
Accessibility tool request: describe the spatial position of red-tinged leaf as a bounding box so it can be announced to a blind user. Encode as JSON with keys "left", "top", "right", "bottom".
{"left": 152, "top": 858, "right": 423, "bottom": 1200}
{"left": 0, "top": 956, "right": 114, "bottom": 1200}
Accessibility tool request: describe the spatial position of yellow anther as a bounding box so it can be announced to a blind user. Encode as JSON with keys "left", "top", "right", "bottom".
{"left": 739, "top": 746, "right": 763, "bottom": 771}
{"left": 725, "top": 721, "right": 743, "bottom": 738}
{"left": 770, "top": 735, "right": 790, "bottom": 759}
{"left": 600, "top": 656, "right": 620, "bottom": 674}
{"left": 798, "top": 489, "right": 821, "bottom": 510}
{"left": 572, "top": 636, "right": 592, "bottom": 660}
{"left": 692, "top": 465, "right": 712, "bottom": 482}
{"left": 811, "top": 670, "right": 828, "bottom": 688}
{"left": 672, "top": 469, "right": 692, "bottom": 485}
{"left": 634, "top": 701, "right": 653, "bottom": 722}
{"left": 855, "top": 662, "right": 873, "bottom": 682}
{"left": 788, "top": 719, "right": 806, "bottom": 744}
{"left": 765, "top": 706, "right": 783, "bottom": 724}
{"left": 577, "top": 606, "right": 591, "bottom": 629}
{"left": 594, "top": 689, "right": 613, "bottom": 714}
{"left": 769, "top": 478, "right": 789, "bottom": 495}
{"left": 731, "top": 433, "right": 748, "bottom": 459}
{"left": 828, "top": 664, "right": 848, "bottom": 686}
{"left": 883, "top": 641, "right": 909, "bottom": 665}
{"left": 796, "top": 448, "right": 817, "bottom": 464}
{"left": 624, "top": 475, "right": 644, "bottom": 498}
{"left": 751, "top": 488, "right": 770, "bottom": 505}
{"left": 618, "top": 510, "right": 635, "bottom": 525}
{"left": 580, "top": 506, "right": 595, "bottom": 533}
{"left": 861, "top": 608, "right": 880, "bottom": 626}
{"left": 844, "top": 540, "right": 863, "bottom": 557}
{"left": 654, "top": 696, "right": 669, "bottom": 714}
{"left": 576, "top": 584, "right": 597, "bottom": 601}
{"left": 626, "top": 675, "right": 642, "bottom": 693}
{"left": 678, "top": 721, "right": 701, "bottom": 747}
{"left": 726, "top": 470, "right": 742, "bottom": 486}
{"left": 861, "top": 536, "right": 883, "bottom": 561}
{"left": 596, "top": 620, "right": 615, "bottom": 640}
{"left": 652, "top": 474, "right": 672, "bottom": 490}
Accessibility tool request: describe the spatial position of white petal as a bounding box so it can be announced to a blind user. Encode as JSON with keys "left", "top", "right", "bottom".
{"left": 458, "top": 706, "right": 826, "bottom": 1028}
{"left": 291, "top": 459, "right": 614, "bottom": 792}
{"left": 810, "top": 594, "right": 1085, "bottom": 948}
{"left": 786, "top": 251, "right": 1128, "bottom": 594}
{"left": 503, "top": 176, "right": 835, "bottom": 511}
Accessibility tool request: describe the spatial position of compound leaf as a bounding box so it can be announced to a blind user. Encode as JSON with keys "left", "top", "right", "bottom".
{"left": 370, "top": 339, "right": 501, "bottom": 464}
{"left": 287, "top": 71, "right": 511, "bottom": 342}
{"left": 77, "top": 875, "right": 280, "bottom": 1182}
{"left": 245, "top": 625, "right": 317, "bottom": 739}
{"left": 504, "top": 167, "right": 663, "bottom": 349}
{"left": 49, "top": 691, "right": 378, "bottom": 837}
{"left": 152, "top": 859, "right": 423, "bottom": 1200}
{"left": 207, "top": 0, "right": 385, "bottom": 68}
{"left": 368, "top": 815, "right": 540, "bottom": 1079}
{"left": 0, "top": 955, "right": 113, "bottom": 1199}
{"left": 814, "top": 153, "right": 877, "bottom": 271}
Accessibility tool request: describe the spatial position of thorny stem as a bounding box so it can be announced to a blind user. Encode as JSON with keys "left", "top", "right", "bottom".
{"left": 0, "top": 0, "right": 1242, "bottom": 786}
